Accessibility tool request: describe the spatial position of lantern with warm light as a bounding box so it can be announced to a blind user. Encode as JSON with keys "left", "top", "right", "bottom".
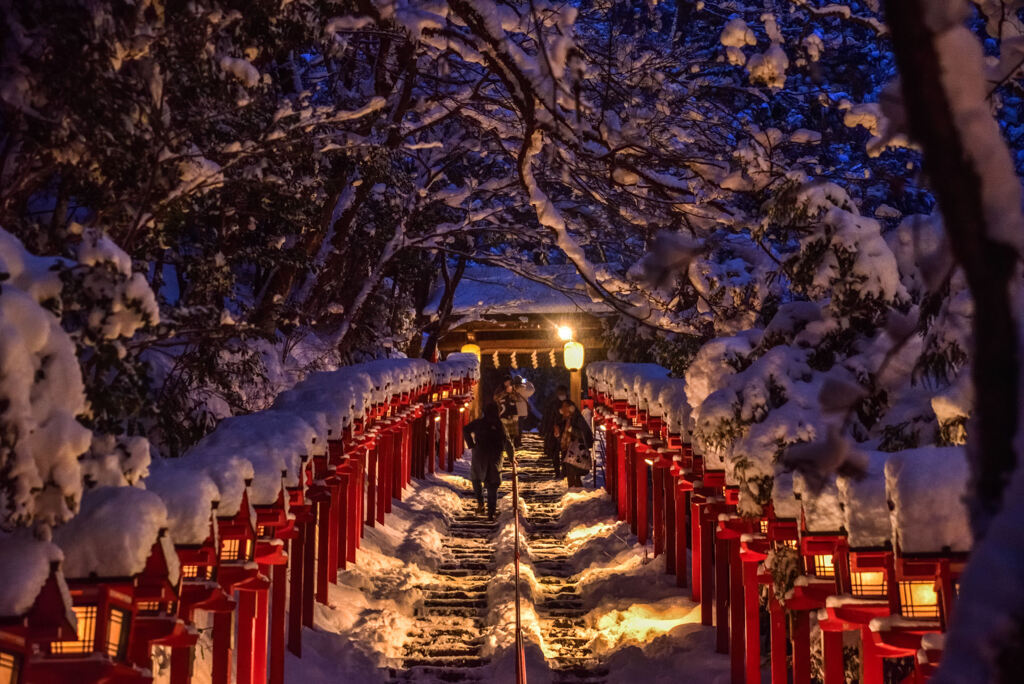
{"left": 563, "top": 341, "right": 584, "bottom": 370}
{"left": 460, "top": 343, "right": 481, "bottom": 357}
{"left": 557, "top": 325, "right": 573, "bottom": 341}
{"left": 898, "top": 579, "right": 940, "bottom": 619}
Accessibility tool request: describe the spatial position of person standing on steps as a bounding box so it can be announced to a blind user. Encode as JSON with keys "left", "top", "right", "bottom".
{"left": 492, "top": 375, "right": 534, "bottom": 448}
{"left": 556, "top": 400, "right": 594, "bottom": 488}
{"left": 463, "top": 403, "right": 515, "bottom": 520}
{"left": 541, "top": 384, "right": 571, "bottom": 478}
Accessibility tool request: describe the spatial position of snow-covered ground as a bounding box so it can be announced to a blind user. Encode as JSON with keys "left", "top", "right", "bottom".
{"left": 285, "top": 438, "right": 730, "bottom": 683}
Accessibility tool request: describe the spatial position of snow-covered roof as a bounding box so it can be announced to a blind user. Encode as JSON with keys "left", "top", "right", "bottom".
{"left": 0, "top": 532, "right": 64, "bottom": 617}
{"left": 885, "top": 446, "right": 971, "bottom": 554}
{"left": 145, "top": 461, "right": 221, "bottom": 546}
{"left": 424, "top": 265, "right": 612, "bottom": 317}
{"left": 837, "top": 451, "right": 891, "bottom": 548}
{"left": 53, "top": 486, "right": 168, "bottom": 580}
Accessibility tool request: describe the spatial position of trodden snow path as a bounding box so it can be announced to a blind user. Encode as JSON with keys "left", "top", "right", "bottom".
{"left": 517, "top": 435, "right": 608, "bottom": 683}
{"left": 284, "top": 431, "right": 732, "bottom": 684}
{"left": 390, "top": 496, "right": 497, "bottom": 681}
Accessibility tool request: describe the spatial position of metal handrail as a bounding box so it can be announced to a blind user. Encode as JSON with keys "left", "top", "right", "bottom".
{"left": 510, "top": 447, "right": 528, "bottom": 684}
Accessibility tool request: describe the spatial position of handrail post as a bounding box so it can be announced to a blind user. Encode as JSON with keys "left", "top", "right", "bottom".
{"left": 511, "top": 446, "right": 528, "bottom": 684}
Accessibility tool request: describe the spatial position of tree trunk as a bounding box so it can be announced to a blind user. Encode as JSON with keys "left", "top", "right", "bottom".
{"left": 885, "top": 3, "right": 1024, "bottom": 682}
{"left": 885, "top": 0, "right": 1019, "bottom": 536}
{"left": 421, "top": 256, "right": 467, "bottom": 360}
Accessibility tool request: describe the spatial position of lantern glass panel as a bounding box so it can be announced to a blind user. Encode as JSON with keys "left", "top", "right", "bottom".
{"left": 812, "top": 554, "right": 835, "bottom": 578}
{"left": 106, "top": 607, "right": 130, "bottom": 660}
{"left": 0, "top": 651, "right": 21, "bottom": 684}
{"left": 851, "top": 571, "right": 887, "bottom": 598}
{"left": 759, "top": 519, "right": 769, "bottom": 535}
{"left": 181, "top": 564, "right": 209, "bottom": 580}
{"left": 245, "top": 538, "right": 254, "bottom": 561}
{"left": 899, "top": 580, "right": 940, "bottom": 618}
{"left": 220, "top": 539, "right": 241, "bottom": 561}
{"left": 137, "top": 601, "right": 161, "bottom": 613}
{"left": 52, "top": 605, "right": 97, "bottom": 654}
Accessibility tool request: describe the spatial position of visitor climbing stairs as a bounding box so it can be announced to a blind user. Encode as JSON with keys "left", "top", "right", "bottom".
{"left": 518, "top": 434, "right": 608, "bottom": 684}
{"left": 390, "top": 433, "right": 608, "bottom": 683}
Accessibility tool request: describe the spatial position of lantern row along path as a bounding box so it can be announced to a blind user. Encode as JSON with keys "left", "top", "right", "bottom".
{"left": 292, "top": 429, "right": 733, "bottom": 683}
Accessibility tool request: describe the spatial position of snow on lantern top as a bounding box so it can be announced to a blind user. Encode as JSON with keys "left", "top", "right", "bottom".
{"left": 145, "top": 462, "right": 221, "bottom": 546}
{"left": 53, "top": 486, "right": 169, "bottom": 580}
{"left": 885, "top": 446, "right": 971, "bottom": 555}
{"left": 0, "top": 531, "right": 66, "bottom": 617}
{"left": 837, "top": 450, "right": 891, "bottom": 549}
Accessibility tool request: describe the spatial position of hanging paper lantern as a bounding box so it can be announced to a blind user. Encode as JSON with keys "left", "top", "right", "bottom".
{"left": 563, "top": 341, "right": 584, "bottom": 370}
{"left": 460, "top": 343, "right": 481, "bottom": 358}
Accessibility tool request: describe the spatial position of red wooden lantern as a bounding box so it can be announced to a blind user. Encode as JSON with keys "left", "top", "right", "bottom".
{"left": 0, "top": 536, "right": 77, "bottom": 684}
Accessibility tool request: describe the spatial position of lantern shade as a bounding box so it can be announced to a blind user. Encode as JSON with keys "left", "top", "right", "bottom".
{"left": 460, "top": 343, "right": 481, "bottom": 357}
{"left": 563, "top": 341, "right": 584, "bottom": 370}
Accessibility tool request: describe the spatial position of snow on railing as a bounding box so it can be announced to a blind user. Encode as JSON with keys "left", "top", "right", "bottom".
{"left": 1, "top": 352, "right": 479, "bottom": 683}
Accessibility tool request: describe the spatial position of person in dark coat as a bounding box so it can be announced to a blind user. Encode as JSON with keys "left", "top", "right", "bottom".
{"left": 463, "top": 403, "right": 515, "bottom": 519}
{"left": 541, "top": 385, "right": 570, "bottom": 478}
{"left": 492, "top": 375, "right": 535, "bottom": 447}
{"left": 556, "top": 400, "right": 594, "bottom": 488}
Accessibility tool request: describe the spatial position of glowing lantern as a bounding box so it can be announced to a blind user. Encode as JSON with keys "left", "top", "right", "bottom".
{"left": 460, "top": 343, "right": 481, "bottom": 357}
{"left": 850, "top": 570, "right": 887, "bottom": 598}
{"left": 563, "top": 341, "right": 584, "bottom": 371}
{"left": 557, "top": 325, "right": 574, "bottom": 341}
{"left": 899, "top": 579, "right": 940, "bottom": 618}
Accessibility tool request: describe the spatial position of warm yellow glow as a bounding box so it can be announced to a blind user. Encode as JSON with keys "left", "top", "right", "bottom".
{"left": 593, "top": 602, "right": 701, "bottom": 650}
{"left": 851, "top": 571, "right": 887, "bottom": 598}
{"left": 220, "top": 538, "right": 241, "bottom": 561}
{"left": 106, "top": 607, "right": 129, "bottom": 659}
{"left": 557, "top": 326, "right": 574, "bottom": 341}
{"left": 434, "top": 415, "right": 442, "bottom": 423}
{"left": 563, "top": 341, "right": 584, "bottom": 370}
{"left": 0, "top": 651, "right": 21, "bottom": 684}
{"left": 900, "top": 580, "right": 940, "bottom": 618}
{"left": 564, "top": 521, "right": 618, "bottom": 544}
{"left": 460, "top": 343, "right": 481, "bottom": 357}
{"left": 52, "top": 605, "right": 97, "bottom": 654}
{"left": 459, "top": 407, "right": 465, "bottom": 413}
{"left": 813, "top": 554, "right": 835, "bottom": 578}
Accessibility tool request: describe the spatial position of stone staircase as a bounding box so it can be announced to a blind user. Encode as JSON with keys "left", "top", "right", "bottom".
{"left": 517, "top": 435, "right": 607, "bottom": 684}
{"left": 390, "top": 498, "right": 496, "bottom": 682}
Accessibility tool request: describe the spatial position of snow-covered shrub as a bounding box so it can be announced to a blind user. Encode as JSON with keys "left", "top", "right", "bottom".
{"left": 0, "top": 229, "right": 92, "bottom": 532}
{"left": 763, "top": 544, "right": 801, "bottom": 603}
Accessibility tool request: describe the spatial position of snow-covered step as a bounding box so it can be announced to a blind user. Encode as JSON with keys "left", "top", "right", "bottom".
{"left": 391, "top": 494, "right": 498, "bottom": 683}
{"left": 514, "top": 436, "right": 606, "bottom": 684}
